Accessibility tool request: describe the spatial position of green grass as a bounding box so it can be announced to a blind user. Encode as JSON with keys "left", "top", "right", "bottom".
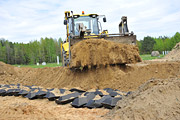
{"left": 12, "top": 54, "right": 164, "bottom": 68}
{"left": 140, "top": 54, "right": 165, "bottom": 60}
{"left": 13, "top": 63, "right": 62, "bottom": 68}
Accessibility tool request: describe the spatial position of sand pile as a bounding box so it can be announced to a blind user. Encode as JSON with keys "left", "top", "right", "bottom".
{"left": 0, "top": 62, "right": 19, "bottom": 84}
{"left": 0, "top": 61, "right": 180, "bottom": 91}
{"left": 105, "top": 77, "right": 180, "bottom": 120}
{"left": 164, "top": 42, "right": 180, "bottom": 61}
{"left": 0, "top": 62, "right": 16, "bottom": 76}
{"left": 70, "top": 39, "right": 142, "bottom": 68}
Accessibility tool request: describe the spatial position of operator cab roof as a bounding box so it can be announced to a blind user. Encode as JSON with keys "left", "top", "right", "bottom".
{"left": 67, "top": 14, "right": 99, "bottom": 19}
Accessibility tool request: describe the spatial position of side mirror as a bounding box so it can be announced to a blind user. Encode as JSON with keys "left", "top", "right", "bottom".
{"left": 64, "top": 20, "right": 67, "bottom": 25}
{"left": 103, "top": 17, "right": 106, "bottom": 22}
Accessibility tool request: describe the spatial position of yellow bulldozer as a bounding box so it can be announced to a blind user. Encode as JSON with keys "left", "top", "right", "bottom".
{"left": 61, "top": 11, "right": 136, "bottom": 68}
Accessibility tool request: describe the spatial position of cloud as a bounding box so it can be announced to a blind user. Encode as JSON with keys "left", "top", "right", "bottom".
{"left": 0, "top": 0, "right": 179, "bottom": 43}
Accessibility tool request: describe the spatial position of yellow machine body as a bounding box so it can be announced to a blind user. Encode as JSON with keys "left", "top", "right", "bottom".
{"left": 61, "top": 11, "right": 136, "bottom": 67}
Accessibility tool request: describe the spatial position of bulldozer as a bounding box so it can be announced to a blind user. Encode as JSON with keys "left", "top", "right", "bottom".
{"left": 61, "top": 11, "right": 136, "bottom": 68}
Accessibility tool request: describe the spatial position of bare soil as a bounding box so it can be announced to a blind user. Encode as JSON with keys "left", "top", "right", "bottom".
{"left": 163, "top": 42, "right": 180, "bottom": 61}
{"left": 1, "top": 42, "right": 180, "bottom": 119}
{"left": 0, "top": 96, "right": 108, "bottom": 120}
{"left": 105, "top": 78, "right": 180, "bottom": 120}
{"left": 1, "top": 61, "right": 180, "bottom": 92}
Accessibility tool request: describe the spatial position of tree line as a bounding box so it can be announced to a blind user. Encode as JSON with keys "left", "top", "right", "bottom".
{"left": 0, "top": 32, "right": 179, "bottom": 65}
{"left": 0, "top": 37, "right": 62, "bottom": 65}
{"left": 137, "top": 32, "right": 180, "bottom": 54}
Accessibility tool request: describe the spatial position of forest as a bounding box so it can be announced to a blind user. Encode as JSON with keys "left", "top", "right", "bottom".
{"left": 0, "top": 37, "right": 62, "bottom": 65}
{"left": 137, "top": 32, "right": 180, "bottom": 54}
{"left": 0, "top": 32, "right": 180, "bottom": 65}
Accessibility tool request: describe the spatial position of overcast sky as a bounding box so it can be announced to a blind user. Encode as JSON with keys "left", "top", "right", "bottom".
{"left": 0, "top": 0, "right": 180, "bottom": 43}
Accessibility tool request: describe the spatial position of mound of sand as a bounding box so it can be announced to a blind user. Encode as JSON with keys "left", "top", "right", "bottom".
{"left": 105, "top": 78, "right": 180, "bottom": 120}
{"left": 70, "top": 39, "right": 142, "bottom": 68}
{"left": 0, "top": 62, "right": 16, "bottom": 76}
{"left": 0, "top": 62, "right": 19, "bottom": 84}
{"left": 0, "top": 61, "right": 180, "bottom": 91}
{"left": 164, "top": 42, "right": 180, "bottom": 61}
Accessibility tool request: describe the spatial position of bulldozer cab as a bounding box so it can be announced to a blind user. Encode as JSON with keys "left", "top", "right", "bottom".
{"left": 74, "top": 16, "right": 99, "bottom": 35}
{"left": 64, "top": 11, "right": 105, "bottom": 41}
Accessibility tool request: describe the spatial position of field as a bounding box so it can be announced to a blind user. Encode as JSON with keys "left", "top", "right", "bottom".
{"left": 140, "top": 54, "right": 165, "bottom": 60}
{"left": 13, "top": 63, "right": 62, "bottom": 68}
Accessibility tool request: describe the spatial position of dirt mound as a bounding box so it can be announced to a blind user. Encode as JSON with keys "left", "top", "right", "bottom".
{"left": 164, "top": 42, "right": 180, "bottom": 61}
{"left": 13, "top": 66, "right": 127, "bottom": 90}
{"left": 0, "top": 62, "right": 19, "bottom": 84}
{"left": 0, "top": 62, "right": 15, "bottom": 76}
{"left": 105, "top": 78, "right": 180, "bottom": 120}
{"left": 70, "top": 39, "right": 142, "bottom": 68}
{"left": 1, "top": 61, "right": 180, "bottom": 92}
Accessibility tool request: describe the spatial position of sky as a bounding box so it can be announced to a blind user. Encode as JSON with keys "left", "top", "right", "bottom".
{"left": 0, "top": 0, "right": 180, "bottom": 43}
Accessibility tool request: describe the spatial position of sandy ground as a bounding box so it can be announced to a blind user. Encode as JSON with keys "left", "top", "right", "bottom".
{"left": 1, "top": 60, "right": 180, "bottom": 120}
{"left": 105, "top": 78, "right": 180, "bottom": 120}
{"left": 0, "top": 96, "right": 109, "bottom": 120}
{"left": 1, "top": 61, "right": 180, "bottom": 92}
{"left": 164, "top": 42, "right": 180, "bottom": 61}
{"left": 0, "top": 42, "right": 180, "bottom": 120}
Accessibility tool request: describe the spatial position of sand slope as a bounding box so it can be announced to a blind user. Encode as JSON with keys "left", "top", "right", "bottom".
{"left": 164, "top": 42, "right": 180, "bottom": 61}
{"left": 0, "top": 61, "right": 180, "bottom": 91}
{"left": 106, "top": 78, "right": 180, "bottom": 120}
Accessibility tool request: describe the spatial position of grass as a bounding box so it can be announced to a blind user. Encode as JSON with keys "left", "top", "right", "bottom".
{"left": 12, "top": 54, "right": 164, "bottom": 68}
{"left": 140, "top": 54, "right": 165, "bottom": 60}
{"left": 13, "top": 63, "right": 62, "bottom": 68}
